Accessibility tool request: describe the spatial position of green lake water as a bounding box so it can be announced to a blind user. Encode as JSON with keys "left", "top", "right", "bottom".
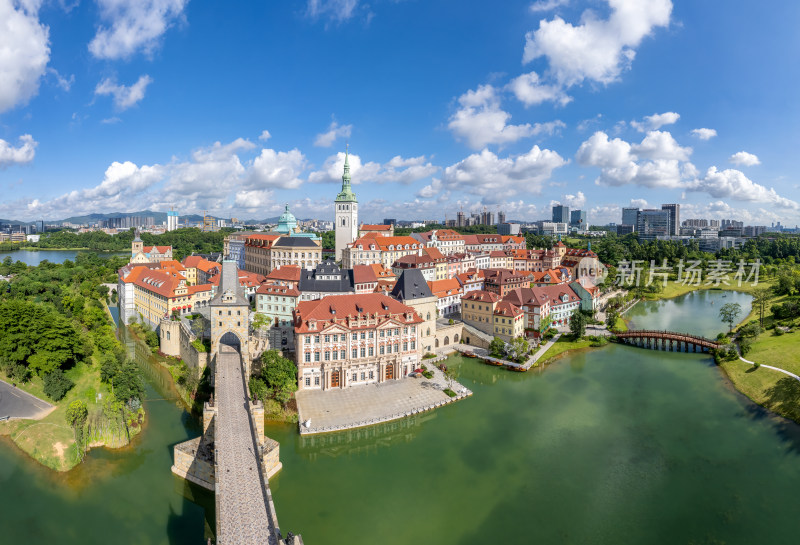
{"left": 0, "top": 249, "right": 127, "bottom": 266}
{"left": 3, "top": 290, "right": 800, "bottom": 545}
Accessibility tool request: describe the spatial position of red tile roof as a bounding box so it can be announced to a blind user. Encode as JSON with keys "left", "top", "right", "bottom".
{"left": 462, "top": 290, "right": 501, "bottom": 303}
{"left": 350, "top": 235, "right": 422, "bottom": 251}
{"left": 427, "top": 278, "right": 463, "bottom": 298}
{"left": 256, "top": 282, "right": 300, "bottom": 297}
{"left": 143, "top": 245, "right": 171, "bottom": 254}
{"left": 353, "top": 264, "right": 378, "bottom": 284}
{"left": 293, "top": 293, "right": 423, "bottom": 333}
{"left": 494, "top": 301, "right": 523, "bottom": 318}
{"left": 360, "top": 224, "right": 392, "bottom": 231}
{"left": 266, "top": 265, "right": 302, "bottom": 283}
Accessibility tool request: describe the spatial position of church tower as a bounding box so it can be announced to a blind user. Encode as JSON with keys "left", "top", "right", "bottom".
{"left": 334, "top": 147, "right": 358, "bottom": 262}
{"left": 132, "top": 229, "right": 143, "bottom": 258}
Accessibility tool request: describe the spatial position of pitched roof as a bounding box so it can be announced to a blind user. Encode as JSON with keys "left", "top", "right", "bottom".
{"left": 350, "top": 235, "right": 422, "bottom": 251}
{"left": 393, "top": 254, "right": 433, "bottom": 267}
{"left": 370, "top": 263, "right": 396, "bottom": 279}
{"left": 143, "top": 245, "right": 171, "bottom": 254}
{"left": 421, "top": 246, "right": 445, "bottom": 260}
{"left": 352, "top": 264, "right": 378, "bottom": 285}
{"left": 462, "top": 290, "right": 500, "bottom": 303}
{"left": 159, "top": 260, "right": 185, "bottom": 271}
{"left": 294, "top": 293, "right": 423, "bottom": 333}
{"left": 266, "top": 265, "right": 302, "bottom": 283}
{"left": 390, "top": 269, "right": 434, "bottom": 301}
{"left": 210, "top": 260, "right": 248, "bottom": 306}
{"left": 298, "top": 259, "right": 354, "bottom": 293}
{"left": 360, "top": 224, "right": 392, "bottom": 231}
{"left": 256, "top": 282, "right": 300, "bottom": 297}
{"left": 494, "top": 301, "right": 523, "bottom": 318}
{"left": 428, "top": 278, "right": 463, "bottom": 298}
{"left": 272, "top": 236, "right": 320, "bottom": 248}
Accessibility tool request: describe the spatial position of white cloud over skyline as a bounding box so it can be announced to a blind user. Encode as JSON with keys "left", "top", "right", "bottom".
{"left": 0, "top": 0, "right": 50, "bottom": 114}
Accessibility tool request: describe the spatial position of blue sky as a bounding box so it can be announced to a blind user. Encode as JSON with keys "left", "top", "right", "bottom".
{"left": 1, "top": 0, "right": 799, "bottom": 225}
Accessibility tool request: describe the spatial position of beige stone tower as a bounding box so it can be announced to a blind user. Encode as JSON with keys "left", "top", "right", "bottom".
{"left": 391, "top": 269, "right": 437, "bottom": 354}
{"left": 210, "top": 260, "right": 252, "bottom": 375}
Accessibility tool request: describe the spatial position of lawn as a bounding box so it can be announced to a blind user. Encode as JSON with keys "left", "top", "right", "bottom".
{"left": 537, "top": 336, "right": 594, "bottom": 365}
{"left": 0, "top": 361, "right": 113, "bottom": 471}
{"left": 743, "top": 328, "right": 800, "bottom": 375}
{"left": 720, "top": 358, "right": 800, "bottom": 424}
{"left": 644, "top": 278, "right": 773, "bottom": 301}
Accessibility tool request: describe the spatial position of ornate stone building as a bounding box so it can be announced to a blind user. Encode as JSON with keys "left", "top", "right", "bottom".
{"left": 293, "top": 293, "right": 422, "bottom": 391}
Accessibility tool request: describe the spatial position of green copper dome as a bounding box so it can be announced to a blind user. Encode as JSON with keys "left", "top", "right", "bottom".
{"left": 276, "top": 203, "right": 297, "bottom": 234}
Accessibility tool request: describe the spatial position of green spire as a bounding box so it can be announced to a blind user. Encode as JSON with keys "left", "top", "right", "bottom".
{"left": 336, "top": 145, "right": 357, "bottom": 202}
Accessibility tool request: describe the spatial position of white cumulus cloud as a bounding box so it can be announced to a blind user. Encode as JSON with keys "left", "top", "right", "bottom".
{"left": 688, "top": 167, "right": 796, "bottom": 209}
{"left": 507, "top": 71, "right": 572, "bottom": 107}
{"left": 308, "top": 152, "right": 438, "bottom": 185}
{"left": 530, "top": 0, "right": 570, "bottom": 12}
{"left": 691, "top": 128, "right": 717, "bottom": 140}
{"left": 306, "top": 0, "right": 359, "bottom": 22}
{"left": 729, "top": 151, "right": 760, "bottom": 167}
{"left": 0, "top": 0, "right": 50, "bottom": 114}
{"left": 314, "top": 120, "right": 352, "bottom": 147}
{"left": 630, "top": 111, "right": 680, "bottom": 132}
{"left": 89, "top": 0, "right": 188, "bottom": 60}
{"left": 248, "top": 149, "right": 307, "bottom": 190}
{"left": 440, "top": 145, "right": 567, "bottom": 201}
{"left": 449, "top": 84, "right": 563, "bottom": 149}
{"left": 95, "top": 75, "right": 153, "bottom": 110}
{"left": 0, "top": 134, "right": 38, "bottom": 168}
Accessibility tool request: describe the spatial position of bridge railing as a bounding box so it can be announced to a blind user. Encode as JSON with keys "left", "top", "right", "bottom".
{"left": 616, "top": 329, "right": 719, "bottom": 347}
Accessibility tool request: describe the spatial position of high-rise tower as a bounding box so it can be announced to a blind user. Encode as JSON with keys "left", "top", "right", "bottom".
{"left": 334, "top": 147, "right": 358, "bottom": 261}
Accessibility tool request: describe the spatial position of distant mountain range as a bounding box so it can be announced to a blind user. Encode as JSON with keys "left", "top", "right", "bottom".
{"left": 0, "top": 210, "right": 293, "bottom": 226}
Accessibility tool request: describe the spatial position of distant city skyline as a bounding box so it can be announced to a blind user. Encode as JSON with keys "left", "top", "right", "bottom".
{"left": 1, "top": 1, "right": 799, "bottom": 226}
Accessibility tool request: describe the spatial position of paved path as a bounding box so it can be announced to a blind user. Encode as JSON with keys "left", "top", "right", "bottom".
{"left": 738, "top": 355, "right": 800, "bottom": 382}
{"left": 215, "top": 346, "right": 278, "bottom": 545}
{"left": 296, "top": 371, "right": 471, "bottom": 435}
{"left": 451, "top": 333, "right": 563, "bottom": 371}
{"left": 0, "top": 379, "right": 55, "bottom": 420}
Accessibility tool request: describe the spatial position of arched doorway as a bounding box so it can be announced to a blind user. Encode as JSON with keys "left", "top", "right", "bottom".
{"left": 444, "top": 336, "right": 450, "bottom": 345}
{"left": 331, "top": 370, "right": 340, "bottom": 388}
{"left": 219, "top": 331, "right": 241, "bottom": 353}
{"left": 435, "top": 338, "right": 440, "bottom": 348}
{"left": 385, "top": 363, "right": 394, "bottom": 380}
{"left": 454, "top": 334, "right": 459, "bottom": 343}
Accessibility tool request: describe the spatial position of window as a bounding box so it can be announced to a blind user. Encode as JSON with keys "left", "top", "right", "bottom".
{"left": 369, "top": 371, "right": 374, "bottom": 379}
{"left": 228, "top": 311, "right": 231, "bottom": 316}
{"left": 386, "top": 344, "right": 392, "bottom": 354}
{"left": 361, "top": 347, "right": 366, "bottom": 357}
{"left": 340, "top": 350, "right": 345, "bottom": 359}
{"left": 324, "top": 335, "right": 330, "bottom": 342}
{"left": 352, "top": 333, "right": 357, "bottom": 340}
{"left": 305, "top": 377, "right": 311, "bottom": 386}
{"left": 332, "top": 351, "right": 338, "bottom": 360}
{"left": 403, "top": 342, "right": 408, "bottom": 351}
{"left": 380, "top": 330, "right": 385, "bottom": 338}
{"left": 166, "top": 331, "right": 170, "bottom": 341}
{"left": 369, "top": 331, "right": 374, "bottom": 339}
{"left": 315, "top": 335, "right": 320, "bottom": 343}
{"left": 304, "top": 337, "right": 311, "bottom": 344}
{"left": 314, "top": 376, "right": 320, "bottom": 386}
{"left": 304, "top": 353, "right": 311, "bottom": 362}
{"left": 394, "top": 343, "right": 399, "bottom": 353}
{"left": 380, "top": 346, "right": 385, "bottom": 355}
{"left": 361, "top": 372, "right": 365, "bottom": 381}
{"left": 352, "top": 373, "right": 357, "bottom": 382}
{"left": 368, "top": 346, "right": 374, "bottom": 356}
{"left": 361, "top": 332, "right": 366, "bottom": 340}
{"left": 315, "top": 352, "right": 320, "bottom": 362}
{"left": 325, "top": 351, "right": 330, "bottom": 361}
{"left": 395, "top": 328, "right": 400, "bottom": 336}
{"left": 411, "top": 341, "right": 416, "bottom": 350}
{"left": 403, "top": 327, "right": 408, "bottom": 334}
{"left": 352, "top": 348, "right": 357, "bottom": 358}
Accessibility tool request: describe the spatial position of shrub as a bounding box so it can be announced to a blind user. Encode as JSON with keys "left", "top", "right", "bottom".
{"left": 43, "top": 369, "right": 74, "bottom": 401}
{"left": 423, "top": 371, "right": 434, "bottom": 379}
{"left": 191, "top": 339, "right": 209, "bottom": 353}
{"left": 422, "top": 353, "right": 437, "bottom": 359}
{"left": 774, "top": 328, "right": 785, "bottom": 336}
{"left": 443, "top": 388, "right": 457, "bottom": 398}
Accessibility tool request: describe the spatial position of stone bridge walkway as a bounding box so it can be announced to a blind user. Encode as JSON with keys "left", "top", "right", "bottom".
{"left": 215, "top": 345, "right": 279, "bottom": 545}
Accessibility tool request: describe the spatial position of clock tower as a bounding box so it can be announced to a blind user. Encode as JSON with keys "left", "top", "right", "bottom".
{"left": 334, "top": 147, "right": 358, "bottom": 262}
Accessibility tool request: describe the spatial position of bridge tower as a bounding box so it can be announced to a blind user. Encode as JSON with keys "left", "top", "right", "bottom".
{"left": 210, "top": 260, "right": 252, "bottom": 376}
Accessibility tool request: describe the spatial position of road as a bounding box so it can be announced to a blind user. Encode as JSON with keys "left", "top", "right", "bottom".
{"left": 0, "top": 379, "right": 55, "bottom": 420}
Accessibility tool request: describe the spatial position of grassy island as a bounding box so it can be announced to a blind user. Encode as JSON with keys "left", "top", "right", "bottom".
{"left": 0, "top": 254, "right": 146, "bottom": 471}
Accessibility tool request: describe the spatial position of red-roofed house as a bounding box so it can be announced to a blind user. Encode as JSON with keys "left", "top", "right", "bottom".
{"left": 342, "top": 235, "right": 425, "bottom": 269}
{"left": 352, "top": 264, "right": 379, "bottom": 293}
{"left": 493, "top": 301, "right": 524, "bottom": 341}
{"left": 293, "top": 293, "right": 423, "bottom": 390}
{"left": 411, "top": 229, "right": 466, "bottom": 255}
{"left": 359, "top": 224, "right": 394, "bottom": 237}
{"left": 427, "top": 278, "right": 464, "bottom": 317}
{"left": 208, "top": 269, "right": 266, "bottom": 301}
{"left": 461, "top": 290, "right": 501, "bottom": 335}
{"left": 265, "top": 265, "right": 302, "bottom": 289}
{"left": 256, "top": 282, "right": 301, "bottom": 349}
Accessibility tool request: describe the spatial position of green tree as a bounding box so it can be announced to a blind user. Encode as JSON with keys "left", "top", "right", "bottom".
{"left": 719, "top": 302, "right": 742, "bottom": 333}
{"left": 65, "top": 399, "right": 88, "bottom": 458}
{"left": 489, "top": 337, "right": 506, "bottom": 358}
{"left": 248, "top": 376, "right": 270, "bottom": 403}
{"left": 43, "top": 369, "right": 74, "bottom": 401}
{"left": 605, "top": 308, "right": 620, "bottom": 331}
{"left": 112, "top": 360, "right": 144, "bottom": 404}
{"left": 751, "top": 286, "right": 771, "bottom": 327}
{"left": 261, "top": 350, "right": 298, "bottom": 406}
{"left": 570, "top": 311, "right": 586, "bottom": 340}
